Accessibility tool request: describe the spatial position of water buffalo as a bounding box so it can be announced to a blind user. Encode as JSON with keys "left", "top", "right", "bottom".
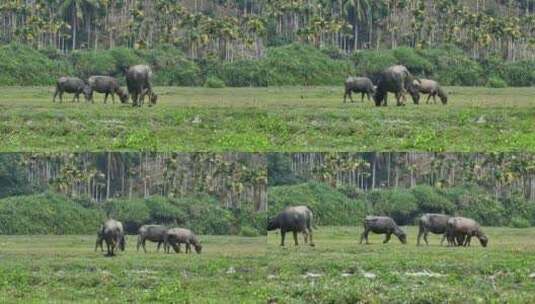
{"left": 164, "top": 228, "right": 202, "bottom": 254}
{"left": 446, "top": 217, "right": 488, "bottom": 247}
{"left": 373, "top": 65, "right": 420, "bottom": 107}
{"left": 95, "top": 226, "right": 104, "bottom": 252}
{"left": 417, "top": 214, "right": 450, "bottom": 246}
{"left": 360, "top": 216, "right": 407, "bottom": 244}
{"left": 136, "top": 224, "right": 167, "bottom": 253}
{"left": 52, "top": 77, "right": 89, "bottom": 103}
{"left": 267, "top": 205, "right": 315, "bottom": 247}
{"left": 343, "top": 77, "right": 376, "bottom": 103}
{"left": 86, "top": 76, "right": 128, "bottom": 104}
{"left": 100, "top": 219, "right": 126, "bottom": 256}
{"left": 412, "top": 79, "right": 448, "bottom": 105}
{"left": 125, "top": 65, "right": 158, "bottom": 107}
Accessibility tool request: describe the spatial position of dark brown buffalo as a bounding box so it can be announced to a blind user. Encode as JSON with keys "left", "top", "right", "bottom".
{"left": 137, "top": 224, "right": 167, "bottom": 253}
{"left": 446, "top": 217, "right": 488, "bottom": 247}
{"left": 417, "top": 213, "right": 450, "bottom": 246}
{"left": 373, "top": 65, "right": 420, "bottom": 107}
{"left": 268, "top": 206, "right": 315, "bottom": 247}
{"left": 125, "top": 65, "right": 158, "bottom": 107}
{"left": 360, "top": 216, "right": 407, "bottom": 244}
{"left": 53, "top": 77, "right": 89, "bottom": 103}
{"left": 86, "top": 76, "right": 128, "bottom": 104}
{"left": 343, "top": 77, "right": 376, "bottom": 103}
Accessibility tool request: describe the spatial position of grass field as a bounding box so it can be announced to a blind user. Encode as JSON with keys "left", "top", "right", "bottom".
{"left": 266, "top": 226, "right": 535, "bottom": 303}
{"left": 0, "top": 234, "right": 268, "bottom": 303}
{"left": 0, "top": 86, "right": 534, "bottom": 152}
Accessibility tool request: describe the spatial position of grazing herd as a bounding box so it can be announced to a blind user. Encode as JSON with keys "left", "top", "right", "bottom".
{"left": 53, "top": 64, "right": 157, "bottom": 107}
{"left": 95, "top": 220, "right": 202, "bottom": 256}
{"left": 344, "top": 64, "right": 448, "bottom": 106}
{"left": 269, "top": 207, "right": 488, "bottom": 248}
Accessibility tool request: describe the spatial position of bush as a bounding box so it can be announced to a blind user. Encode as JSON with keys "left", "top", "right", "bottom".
{"left": 353, "top": 49, "right": 397, "bottom": 76}
{"left": 0, "top": 44, "right": 72, "bottom": 85}
{"left": 367, "top": 189, "right": 418, "bottom": 225}
{"left": 419, "top": 45, "right": 485, "bottom": 86}
{"left": 263, "top": 43, "right": 352, "bottom": 86}
{"left": 103, "top": 199, "right": 151, "bottom": 233}
{"left": 412, "top": 185, "right": 455, "bottom": 213}
{"left": 268, "top": 182, "right": 365, "bottom": 226}
{"left": 204, "top": 75, "right": 226, "bottom": 88}
{"left": 0, "top": 193, "right": 104, "bottom": 234}
{"left": 501, "top": 60, "right": 535, "bottom": 86}
{"left": 70, "top": 50, "right": 118, "bottom": 79}
{"left": 145, "top": 196, "right": 186, "bottom": 225}
{"left": 171, "top": 194, "right": 235, "bottom": 235}
{"left": 487, "top": 76, "right": 508, "bottom": 88}
{"left": 393, "top": 47, "right": 433, "bottom": 75}
{"left": 142, "top": 45, "right": 201, "bottom": 86}
{"left": 240, "top": 226, "right": 259, "bottom": 237}
{"left": 510, "top": 217, "right": 530, "bottom": 228}
{"left": 218, "top": 60, "right": 269, "bottom": 86}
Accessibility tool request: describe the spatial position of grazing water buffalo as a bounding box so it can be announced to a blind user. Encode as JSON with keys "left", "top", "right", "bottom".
{"left": 373, "top": 65, "right": 420, "bottom": 107}
{"left": 86, "top": 76, "right": 128, "bottom": 104}
{"left": 100, "top": 219, "right": 126, "bottom": 256}
{"left": 446, "top": 217, "right": 488, "bottom": 247}
{"left": 417, "top": 214, "right": 450, "bottom": 246}
{"left": 53, "top": 77, "right": 89, "bottom": 103}
{"left": 267, "top": 205, "right": 315, "bottom": 247}
{"left": 164, "top": 228, "right": 202, "bottom": 254}
{"left": 360, "top": 216, "right": 407, "bottom": 244}
{"left": 126, "top": 65, "right": 158, "bottom": 107}
{"left": 412, "top": 79, "right": 448, "bottom": 105}
{"left": 137, "top": 225, "right": 167, "bottom": 253}
{"left": 343, "top": 77, "right": 376, "bottom": 103}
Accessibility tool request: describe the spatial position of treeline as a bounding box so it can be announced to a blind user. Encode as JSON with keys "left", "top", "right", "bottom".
{"left": 269, "top": 182, "right": 535, "bottom": 228}
{"left": 268, "top": 153, "right": 535, "bottom": 226}
{"left": 0, "top": 192, "right": 267, "bottom": 235}
{"left": 0, "top": 153, "right": 267, "bottom": 212}
{"left": 0, "top": 1, "right": 533, "bottom": 62}
{"left": 1, "top": 42, "right": 534, "bottom": 87}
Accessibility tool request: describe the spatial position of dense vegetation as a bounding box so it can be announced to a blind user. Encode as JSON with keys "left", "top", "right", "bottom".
{"left": 269, "top": 181, "right": 535, "bottom": 227}
{"left": 1, "top": 42, "right": 534, "bottom": 87}
{"left": 0, "top": 192, "right": 266, "bottom": 235}
{"left": 268, "top": 153, "right": 535, "bottom": 227}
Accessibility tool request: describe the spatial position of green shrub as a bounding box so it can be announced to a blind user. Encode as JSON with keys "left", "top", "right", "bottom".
{"left": 145, "top": 196, "right": 186, "bottom": 225}
{"left": 263, "top": 43, "right": 352, "bottom": 85}
{"left": 353, "top": 49, "right": 397, "bottom": 76}
{"left": 102, "top": 199, "right": 151, "bottom": 233}
{"left": 70, "top": 50, "right": 117, "bottom": 78}
{"left": 0, "top": 193, "right": 104, "bottom": 234}
{"left": 219, "top": 60, "right": 269, "bottom": 87}
{"left": 268, "top": 182, "right": 365, "bottom": 226}
{"left": 487, "top": 76, "right": 508, "bottom": 88}
{"left": 240, "top": 226, "right": 259, "bottom": 237}
{"left": 204, "top": 76, "right": 226, "bottom": 88}
{"left": 501, "top": 60, "right": 535, "bottom": 86}
{"left": 367, "top": 189, "right": 418, "bottom": 225}
{"left": 510, "top": 217, "right": 530, "bottom": 228}
{"left": 0, "top": 44, "right": 72, "bottom": 85}
{"left": 412, "top": 185, "right": 455, "bottom": 213}
{"left": 171, "top": 194, "right": 234, "bottom": 235}
{"left": 141, "top": 45, "right": 201, "bottom": 86}
{"left": 419, "top": 45, "right": 484, "bottom": 86}
{"left": 393, "top": 47, "right": 433, "bottom": 75}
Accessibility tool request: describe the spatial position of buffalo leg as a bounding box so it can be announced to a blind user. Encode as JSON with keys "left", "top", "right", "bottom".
{"left": 343, "top": 91, "right": 348, "bottom": 103}
{"left": 361, "top": 92, "right": 365, "bottom": 103}
{"left": 383, "top": 94, "right": 388, "bottom": 106}
{"left": 423, "top": 231, "right": 429, "bottom": 245}
{"left": 303, "top": 230, "right": 308, "bottom": 244}
{"left": 440, "top": 234, "right": 447, "bottom": 246}
{"left": 156, "top": 241, "right": 162, "bottom": 252}
{"left": 384, "top": 233, "right": 392, "bottom": 244}
{"left": 293, "top": 231, "right": 298, "bottom": 246}
{"left": 360, "top": 228, "right": 369, "bottom": 244}
{"left": 280, "top": 230, "right": 286, "bottom": 246}
{"left": 366, "top": 92, "right": 371, "bottom": 102}
{"left": 111, "top": 93, "right": 116, "bottom": 104}
{"left": 186, "top": 243, "right": 191, "bottom": 254}
{"left": 53, "top": 88, "right": 59, "bottom": 103}
{"left": 308, "top": 229, "right": 314, "bottom": 247}
{"left": 416, "top": 227, "right": 423, "bottom": 246}
{"left": 426, "top": 94, "right": 432, "bottom": 104}
{"left": 136, "top": 237, "right": 141, "bottom": 252}
{"left": 104, "top": 93, "right": 109, "bottom": 104}
{"left": 464, "top": 235, "right": 472, "bottom": 247}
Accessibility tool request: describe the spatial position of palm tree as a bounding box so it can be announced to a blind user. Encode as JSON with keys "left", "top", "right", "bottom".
{"left": 59, "top": 0, "right": 98, "bottom": 50}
